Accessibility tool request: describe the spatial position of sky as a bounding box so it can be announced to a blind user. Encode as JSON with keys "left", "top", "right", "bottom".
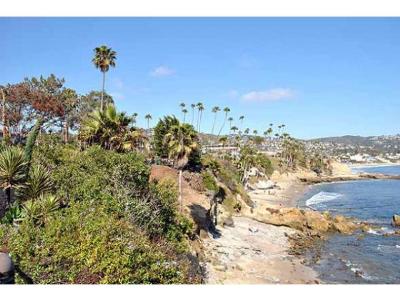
{"left": 0, "top": 17, "right": 399, "bottom": 139}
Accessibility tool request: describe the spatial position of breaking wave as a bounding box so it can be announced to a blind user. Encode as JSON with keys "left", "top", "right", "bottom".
{"left": 305, "top": 191, "right": 343, "bottom": 207}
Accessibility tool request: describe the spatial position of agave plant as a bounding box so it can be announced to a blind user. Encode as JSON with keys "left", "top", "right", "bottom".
{"left": 18, "top": 164, "right": 53, "bottom": 201}
{"left": 22, "top": 194, "right": 59, "bottom": 226}
{"left": 0, "top": 147, "right": 28, "bottom": 205}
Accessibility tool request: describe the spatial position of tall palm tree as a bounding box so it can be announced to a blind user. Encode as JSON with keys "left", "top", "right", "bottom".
{"left": 211, "top": 106, "right": 220, "bottom": 135}
{"left": 92, "top": 45, "right": 117, "bottom": 111}
{"left": 145, "top": 114, "right": 152, "bottom": 130}
{"left": 239, "top": 115, "right": 245, "bottom": 132}
{"left": 190, "top": 103, "right": 196, "bottom": 126}
{"left": 179, "top": 102, "right": 186, "bottom": 110}
{"left": 196, "top": 102, "right": 204, "bottom": 133}
{"left": 231, "top": 126, "right": 239, "bottom": 135}
{"left": 228, "top": 117, "right": 234, "bottom": 133}
{"left": 244, "top": 128, "right": 250, "bottom": 135}
{"left": 218, "top": 107, "right": 230, "bottom": 136}
{"left": 0, "top": 147, "right": 27, "bottom": 205}
{"left": 182, "top": 108, "right": 188, "bottom": 123}
{"left": 163, "top": 122, "right": 199, "bottom": 212}
{"left": 132, "top": 113, "right": 138, "bottom": 126}
{"left": 253, "top": 129, "right": 258, "bottom": 136}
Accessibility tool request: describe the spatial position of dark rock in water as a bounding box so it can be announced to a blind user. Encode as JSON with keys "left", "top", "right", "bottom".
{"left": 392, "top": 214, "right": 400, "bottom": 227}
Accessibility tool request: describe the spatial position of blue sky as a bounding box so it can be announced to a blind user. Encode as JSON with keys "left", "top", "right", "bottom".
{"left": 1, "top": 17, "right": 399, "bottom": 139}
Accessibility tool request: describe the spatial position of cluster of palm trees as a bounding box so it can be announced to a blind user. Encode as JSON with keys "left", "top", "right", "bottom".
{"left": 79, "top": 104, "right": 148, "bottom": 152}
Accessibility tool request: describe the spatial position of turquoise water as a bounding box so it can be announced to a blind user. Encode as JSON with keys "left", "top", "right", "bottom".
{"left": 299, "top": 165, "right": 400, "bottom": 283}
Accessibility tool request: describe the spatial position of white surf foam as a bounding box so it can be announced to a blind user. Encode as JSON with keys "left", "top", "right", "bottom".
{"left": 306, "top": 191, "right": 343, "bottom": 207}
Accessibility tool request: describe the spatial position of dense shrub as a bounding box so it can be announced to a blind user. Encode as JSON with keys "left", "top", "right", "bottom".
{"left": 3, "top": 200, "right": 195, "bottom": 284}
{"left": 0, "top": 145, "right": 201, "bottom": 284}
{"left": 201, "top": 171, "right": 218, "bottom": 192}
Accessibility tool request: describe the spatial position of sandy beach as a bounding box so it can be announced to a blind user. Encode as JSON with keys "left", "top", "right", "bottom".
{"left": 203, "top": 169, "right": 321, "bottom": 284}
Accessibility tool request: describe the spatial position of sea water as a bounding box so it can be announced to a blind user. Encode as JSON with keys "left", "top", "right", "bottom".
{"left": 298, "top": 165, "right": 400, "bottom": 283}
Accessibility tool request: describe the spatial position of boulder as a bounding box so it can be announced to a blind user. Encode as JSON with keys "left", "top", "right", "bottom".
{"left": 393, "top": 215, "right": 400, "bottom": 227}
{"left": 304, "top": 210, "right": 331, "bottom": 232}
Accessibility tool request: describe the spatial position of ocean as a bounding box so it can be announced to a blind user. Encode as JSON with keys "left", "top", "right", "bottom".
{"left": 298, "top": 165, "right": 400, "bottom": 284}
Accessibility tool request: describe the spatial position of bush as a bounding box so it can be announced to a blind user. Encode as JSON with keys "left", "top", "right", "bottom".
{"left": 5, "top": 200, "right": 195, "bottom": 284}
{"left": 201, "top": 171, "right": 218, "bottom": 192}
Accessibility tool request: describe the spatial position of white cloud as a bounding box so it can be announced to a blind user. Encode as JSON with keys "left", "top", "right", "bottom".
{"left": 242, "top": 88, "right": 294, "bottom": 102}
{"left": 150, "top": 65, "right": 175, "bottom": 77}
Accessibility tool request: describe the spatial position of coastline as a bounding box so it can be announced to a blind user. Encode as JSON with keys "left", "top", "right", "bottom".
{"left": 203, "top": 164, "right": 394, "bottom": 284}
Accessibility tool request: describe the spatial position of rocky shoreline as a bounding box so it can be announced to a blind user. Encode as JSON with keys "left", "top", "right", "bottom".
{"left": 202, "top": 165, "right": 392, "bottom": 284}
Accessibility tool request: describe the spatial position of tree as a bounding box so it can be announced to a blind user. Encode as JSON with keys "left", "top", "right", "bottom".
{"left": 181, "top": 109, "right": 188, "bottom": 123}
{"left": 60, "top": 88, "right": 78, "bottom": 143}
{"left": 231, "top": 126, "right": 239, "bottom": 135}
{"left": 163, "top": 123, "right": 199, "bottom": 169}
{"left": 228, "top": 117, "right": 234, "bottom": 133}
{"left": 0, "top": 147, "right": 27, "bottom": 205}
{"left": 152, "top": 116, "right": 180, "bottom": 158}
{"left": 190, "top": 104, "right": 196, "bottom": 126}
{"left": 92, "top": 45, "right": 117, "bottom": 111}
{"left": 218, "top": 107, "right": 230, "bottom": 136}
{"left": 244, "top": 128, "right": 250, "bottom": 135}
{"left": 219, "top": 136, "right": 228, "bottom": 150}
{"left": 211, "top": 106, "right": 220, "bottom": 135}
{"left": 239, "top": 115, "right": 245, "bottom": 132}
{"left": 132, "top": 113, "right": 138, "bottom": 126}
{"left": 196, "top": 102, "right": 204, "bottom": 133}
{"left": 145, "top": 114, "right": 152, "bottom": 130}
{"left": 163, "top": 121, "right": 199, "bottom": 212}
{"left": 253, "top": 130, "right": 258, "bottom": 136}
{"left": 79, "top": 104, "right": 144, "bottom": 152}
{"left": 0, "top": 88, "right": 10, "bottom": 143}
{"left": 78, "top": 90, "right": 114, "bottom": 122}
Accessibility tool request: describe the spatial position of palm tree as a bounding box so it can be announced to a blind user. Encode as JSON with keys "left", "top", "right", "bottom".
{"left": 182, "top": 108, "right": 188, "bottom": 123}
{"left": 231, "top": 126, "right": 239, "bottom": 135}
{"left": 145, "top": 114, "right": 152, "bottom": 130}
{"left": 179, "top": 102, "right": 186, "bottom": 110}
{"left": 228, "top": 117, "right": 234, "bottom": 133}
{"left": 132, "top": 113, "right": 138, "bottom": 126}
{"left": 79, "top": 104, "right": 136, "bottom": 151}
{"left": 253, "top": 129, "right": 258, "bottom": 136}
{"left": 244, "top": 128, "right": 250, "bottom": 135}
{"left": 218, "top": 107, "right": 230, "bottom": 136}
{"left": 92, "top": 45, "right": 117, "bottom": 111}
{"left": 239, "top": 115, "right": 245, "bottom": 131}
{"left": 163, "top": 122, "right": 199, "bottom": 212}
{"left": 190, "top": 104, "right": 196, "bottom": 126}
{"left": 196, "top": 102, "right": 204, "bottom": 133}
{"left": 0, "top": 147, "right": 27, "bottom": 205}
{"left": 219, "top": 136, "right": 228, "bottom": 151}
{"left": 211, "top": 106, "right": 220, "bottom": 135}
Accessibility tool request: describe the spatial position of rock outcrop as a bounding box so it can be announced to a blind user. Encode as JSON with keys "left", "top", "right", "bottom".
{"left": 393, "top": 215, "right": 400, "bottom": 227}
{"left": 253, "top": 207, "right": 360, "bottom": 235}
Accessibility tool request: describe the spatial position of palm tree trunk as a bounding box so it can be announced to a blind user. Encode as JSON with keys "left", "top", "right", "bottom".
{"left": 196, "top": 110, "right": 200, "bottom": 132}
{"left": 199, "top": 110, "right": 203, "bottom": 133}
{"left": 101, "top": 71, "right": 106, "bottom": 111}
{"left": 218, "top": 114, "right": 227, "bottom": 137}
{"left": 191, "top": 108, "right": 194, "bottom": 126}
{"left": 211, "top": 113, "right": 217, "bottom": 135}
